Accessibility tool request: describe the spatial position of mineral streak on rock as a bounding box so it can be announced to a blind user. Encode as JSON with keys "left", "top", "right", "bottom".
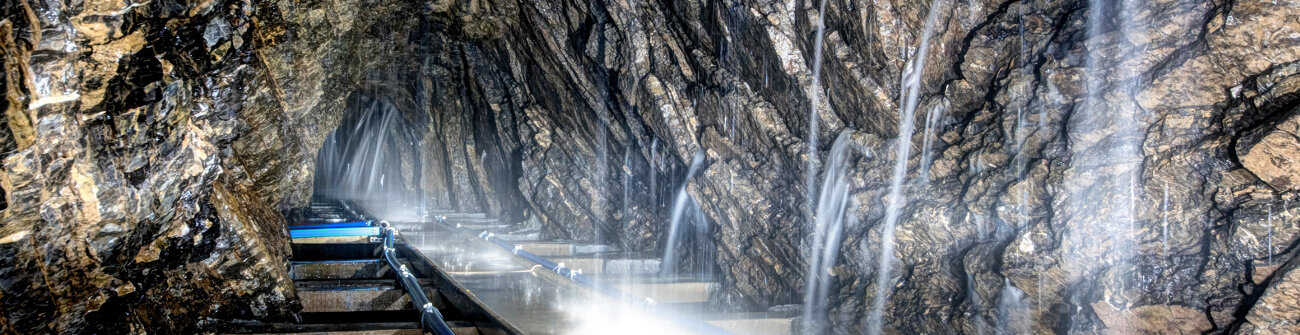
{"left": 2, "top": 0, "right": 1300, "bottom": 333}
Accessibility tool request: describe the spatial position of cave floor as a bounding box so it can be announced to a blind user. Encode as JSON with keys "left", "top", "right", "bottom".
{"left": 395, "top": 216, "right": 799, "bottom": 335}
{"left": 244, "top": 199, "right": 796, "bottom": 334}
{"left": 403, "top": 222, "right": 705, "bottom": 334}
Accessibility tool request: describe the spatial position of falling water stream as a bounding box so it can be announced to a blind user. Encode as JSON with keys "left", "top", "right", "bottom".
{"left": 1055, "top": 0, "right": 1150, "bottom": 321}
{"left": 1116, "top": 0, "right": 1146, "bottom": 272}
{"left": 1268, "top": 206, "right": 1274, "bottom": 264}
{"left": 661, "top": 150, "right": 707, "bottom": 275}
{"left": 1163, "top": 180, "right": 1171, "bottom": 253}
{"left": 651, "top": 139, "right": 659, "bottom": 206}
{"left": 997, "top": 279, "right": 1032, "bottom": 334}
{"left": 866, "top": 1, "right": 947, "bottom": 333}
{"left": 597, "top": 121, "right": 610, "bottom": 244}
{"left": 299, "top": 0, "right": 1203, "bottom": 333}
{"left": 1007, "top": 0, "right": 1042, "bottom": 326}
{"left": 802, "top": 131, "right": 872, "bottom": 334}
{"left": 623, "top": 146, "right": 633, "bottom": 226}
{"left": 918, "top": 104, "right": 945, "bottom": 182}
{"left": 317, "top": 96, "right": 403, "bottom": 202}
{"left": 806, "top": 0, "right": 830, "bottom": 243}
{"left": 969, "top": 274, "right": 990, "bottom": 335}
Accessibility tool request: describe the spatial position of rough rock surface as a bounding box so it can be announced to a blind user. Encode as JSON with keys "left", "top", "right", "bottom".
{"left": 371, "top": 0, "right": 1300, "bottom": 333}
{"left": 5, "top": 0, "right": 1300, "bottom": 333}
{"left": 0, "top": 0, "right": 422, "bottom": 331}
{"left": 1238, "top": 110, "right": 1300, "bottom": 192}
{"left": 1244, "top": 257, "right": 1300, "bottom": 334}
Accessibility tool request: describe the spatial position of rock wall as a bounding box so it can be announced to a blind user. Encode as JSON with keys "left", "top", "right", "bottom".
{"left": 391, "top": 0, "right": 1300, "bottom": 332}
{"left": 4, "top": 0, "right": 1300, "bottom": 333}
{"left": 0, "top": 0, "right": 422, "bottom": 331}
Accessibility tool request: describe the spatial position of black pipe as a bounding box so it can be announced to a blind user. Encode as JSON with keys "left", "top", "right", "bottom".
{"left": 380, "top": 223, "right": 456, "bottom": 335}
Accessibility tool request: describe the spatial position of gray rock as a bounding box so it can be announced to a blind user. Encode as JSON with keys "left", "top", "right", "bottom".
{"left": 6, "top": 0, "right": 1300, "bottom": 333}
{"left": 204, "top": 19, "right": 230, "bottom": 48}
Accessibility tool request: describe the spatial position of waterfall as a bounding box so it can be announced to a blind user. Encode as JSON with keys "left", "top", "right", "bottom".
{"left": 1162, "top": 180, "right": 1170, "bottom": 253}
{"left": 918, "top": 104, "right": 945, "bottom": 182}
{"left": 968, "top": 274, "right": 989, "bottom": 335}
{"left": 1114, "top": 0, "right": 1146, "bottom": 276}
{"left": 320, "top": 96, "right": 401, "bottom": 201}
{"left": 661, "top": 151, "right": 707, "bottom": 275}
{"left": 997, "top": 279, "right": 1032, "bottom": 334}
{"left": 806, "top": 0, "right": 831, "bottom": 249}
{"left": 1058, "top": 0, "right": 1148, "bottom": 320}
{"left": 1011, "top": 2, "right": 1040, "bottom": 326}
{"left": 1268, "top": 206, "right": 1274, "bottom": 264}
{"left": 967, "top": 0, "right": 979, "bottom": 24}
{"left": 650, "top": 139, "right": 659, "bottom": 206}
{"left": 624, "top": 146, "right": 633, "bottom": 227}
{"left": 597, "top": 120, "right": 609, "bottom": 243}
{"left": 866, "top": 1, "right": 947, "bottom": 333}
{"left": 802, "top": 131, "right": 872, "bottom": 334}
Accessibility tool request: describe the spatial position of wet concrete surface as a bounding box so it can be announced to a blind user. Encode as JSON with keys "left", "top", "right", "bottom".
{"left": 398, "top": 222, "right": 701, "bottom": 335}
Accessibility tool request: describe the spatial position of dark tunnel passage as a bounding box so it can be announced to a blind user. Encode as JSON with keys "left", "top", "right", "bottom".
{"left": 306, "top": 82, "right": 720, "bottom": 278}
{"left": 313, "top": 93, "right": 421, "bottom": 204}
{"left": 308, "top": 81, "right": 534, "bottom": 225}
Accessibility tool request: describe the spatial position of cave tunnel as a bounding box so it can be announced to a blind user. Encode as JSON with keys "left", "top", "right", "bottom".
{"left": 313, "top": 92, "right": 424, "bottom": 206}
{"left": 4, "top": 0, "right": 1300, "bottom": 334}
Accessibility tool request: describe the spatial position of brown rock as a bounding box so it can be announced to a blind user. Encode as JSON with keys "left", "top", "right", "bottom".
{"left": 1246, "top": 265, "right": 1300, "bottom": 334}
{"left": 1092, "top": 303, "right": 1214, "bottom": 335}
{"left": 1238, "top": 112, "right": 1300, "bottom": 192}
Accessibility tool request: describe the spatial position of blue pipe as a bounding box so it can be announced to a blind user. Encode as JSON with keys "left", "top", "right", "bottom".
{"left": 289, "top": 221, "right": 372, "bottom": 230}
{"left": 477, "top": 232, "right": 634, "bottom": 300}
{"left": 289, "top": 227, "right": 380, "bottom": 239}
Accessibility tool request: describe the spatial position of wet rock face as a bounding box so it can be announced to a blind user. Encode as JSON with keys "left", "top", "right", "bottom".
{"left": 1238, "top": 111, "right": 1300, "bottom": 192}
{"left": 386, "top": 0, "right": 1300, "bottom": 332}
{"left": 0, "top": 0, "right": 420, "bottom": 331}
{"left": 5, "top": 0, "right": 1300, "bottom": 333}
{"left": 0, "top": 0, "right": 297, "bottom": 331}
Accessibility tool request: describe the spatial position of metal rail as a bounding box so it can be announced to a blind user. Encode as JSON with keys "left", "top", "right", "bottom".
{"left": 289, "top": 202, "right": 457, "bottom": 335}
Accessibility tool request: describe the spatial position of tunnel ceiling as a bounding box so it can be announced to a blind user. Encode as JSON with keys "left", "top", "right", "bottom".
{"left": 3, "top": 0, "right": 1300, "bottom": 333}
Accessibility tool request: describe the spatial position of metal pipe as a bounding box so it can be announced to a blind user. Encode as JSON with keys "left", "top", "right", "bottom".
{"left": 379, "top": 223, "right": 456, "bottom": 335}
{"left": 288, "top": 226, "right": 380, "bottom": 238}
{"left": 288, "top": 221, "right": 372, "bottom": 230}
{"left": 477, "top": 232, "right": 634, "bottom": 300}
{"left": 298, "top": 217, "right": 355, "bottom": 223}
